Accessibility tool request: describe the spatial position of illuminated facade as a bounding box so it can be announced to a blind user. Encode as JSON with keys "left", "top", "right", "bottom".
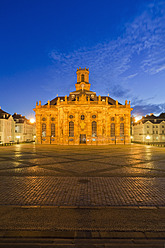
{"left": 132, "top": 113, "right": 165, "bottom": 143}
{"left": 0, "top": 108, "right": 15, "bottom": 144}
{"left": 34, "top": 68, "right": 132, "bottom": 145}
{"left": 13, "top": 113, "right": 36, "bottom": 143}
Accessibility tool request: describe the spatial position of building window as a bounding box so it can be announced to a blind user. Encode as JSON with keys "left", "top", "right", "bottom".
{"left": 69, "top": 121, "right": 74, "bottom": 137}
{"left": 51, "top": 123, "right": 55, "bottom": 137}
{"left": 81, "top": 115, "right": 85, "bottom": 120}
{"left": 120, "top": 123, "right": 124, "bottom": 136}
{"left": 92, "top": 115, "right": 96, "bottom": 119}
{"left": 147, "top": 131, "right": 149, "bottom": 134}
{"left": 81, "top": 74, "right": 84, "bottom": 82}
{"left": 147, "top": 125, "right": 149, "bottom": 128}
{"left": 162, "top": 125, "right": 164, "bottom": 128}
{"left": 51, "top": 117, "right": 55, "bottom": 121}
{"left": 162, "top": 130, "right": 164, "bottom": 134}
{"left": 69, "top": 115, "right": 74, "bottom": 119}
{"left": 156, "top": 131, "right": 158, "bottom": 134}
{"left": 42, "top": 123, "right": 46, "bottom": 137}
{"left": 42, "top": 117, "right": 46, "bottom": 121}
{"left": 120, "top": 117, "right": 124, "bottom": 121}
{"left": 111, "top": 117, "right": 115, "bottom": 121}
{"left": 111, "top": 123, "right": 115, "bottom": 137}
{"left": 156, "top": 126, "right": 158, "bottom": 128}
{"left": 153, "top": 131, "right": 155, "bottom": 134}
{"left": 92, "top": 121, "right": 97, "bottom": 137}
{"left": 153, "top": 126, "right": 155, "bottom": 128}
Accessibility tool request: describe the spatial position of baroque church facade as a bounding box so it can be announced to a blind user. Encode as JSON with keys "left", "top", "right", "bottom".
{"left": 34, "top": 68, "right": 132, "bottom": 145}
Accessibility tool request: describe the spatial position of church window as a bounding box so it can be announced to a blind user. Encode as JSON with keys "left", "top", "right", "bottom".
{"left": 111, "top": 117, "right": 115, "bottom": 121}
{"left": 120, "top": 117, "right": 124, "bottom": 121}
{"left": 42, "top": 123, "right": 46, "bottom": 137}
{"left": 111, "top": 123, "right": 115, "bottom": 137}
{"left": 81, "top": 115, "right": 85, "bottom": 120}
{"left": 42, "top": 117, "right": 46, "bottom": 121}
{"left": 92, "top": 121, "right": 97, "bottom": 137}
{"left": 51, "top": 123, "right": 55, "bottom": 137}
{"left": 81, "top": 74, "right": 84, "bottom": 82}
{"left": 69, "top": 121, "right": 74, "bottom": 137}
{"left": 51, "top": 117, "right": 55, "bottom": 121}
{"left": 120, "top": 123, "right": 124, "bottom": 136}
{"left": 69, "top": 115, "right": 74, "bottom": 119}
{"left": 92, "top": 115, "right": 96, "bottom": 119}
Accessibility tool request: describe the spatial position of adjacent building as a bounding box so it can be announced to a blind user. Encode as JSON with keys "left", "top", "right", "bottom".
{"left": 0, "top": 107, "right": 15, "bottom": 144}
{"left": 34, "top": 68, "right": 133, "bottom": 145}
{"left": 12, "top": 113, "right": 36, "bottom": 143}
{"left": 132, "top": 113, "right": 165, "bottom": 143}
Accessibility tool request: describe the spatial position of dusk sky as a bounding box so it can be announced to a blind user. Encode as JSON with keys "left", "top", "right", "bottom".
{"left": 0, "top": 0, "right": 165, "bottom": 119}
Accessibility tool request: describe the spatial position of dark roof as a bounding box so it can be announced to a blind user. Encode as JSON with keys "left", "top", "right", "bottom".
{"left": 12, "top": 113, "right": 27, "bottom": 123}
{"left": 0, "top": 108, "right": 11, "bottom": 119}
{"left": 136, "top": 113, "right": 165, "bottom": 125}
{"left": 48, "top": 95, "right": 121, "bottom": 106}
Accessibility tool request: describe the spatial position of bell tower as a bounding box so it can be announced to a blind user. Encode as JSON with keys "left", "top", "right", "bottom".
{"left": 75, "top": 67, "right": 91, "bottom": 91}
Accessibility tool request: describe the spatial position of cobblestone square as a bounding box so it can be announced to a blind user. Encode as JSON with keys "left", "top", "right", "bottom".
{"left": 0, "top": 144, "right": 165, "bottom": 207}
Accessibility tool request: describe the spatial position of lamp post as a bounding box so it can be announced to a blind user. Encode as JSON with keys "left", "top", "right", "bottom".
{"left": 146, "top": 135, "right": 150, "bottom": 145}
{"left": 16, "top": 136, "right": 20, "bottom": 144}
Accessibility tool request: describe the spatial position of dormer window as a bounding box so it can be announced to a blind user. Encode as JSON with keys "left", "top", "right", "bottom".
{"left": 81, "top": 74, "right": 84, "bottom": 82}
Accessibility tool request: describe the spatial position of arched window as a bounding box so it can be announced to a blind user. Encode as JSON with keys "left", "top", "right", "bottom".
{"left": 51, "top": 123, "right": 55, "bottom": 137}
{"left": 69, "top": 121, "right": 74, "bottom": 137}
{"left": 42, "top": 123, "right": 46, "bottom": 137}
{"left": 111, "top": 123, "right": 115, "bottom": 137}
{"left": 92, "top": 121, "right": 97, "bottom": 137}
{"left": 81, "top": 74, "right": 84, "bottom": 82}
{"left": 120, "top": 123, "right": 124, "bottom": 136}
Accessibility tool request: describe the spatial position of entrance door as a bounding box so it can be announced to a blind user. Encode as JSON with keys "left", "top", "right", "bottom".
{"left": 80, "top": 134, "right": 86, "bottom": 144}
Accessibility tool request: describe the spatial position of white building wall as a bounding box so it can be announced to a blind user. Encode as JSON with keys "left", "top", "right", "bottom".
{"left": 133, "top": 121, "right": 165, "bottom": 143}
{"left": 0, "top": 116, "right": 15, "bottom": 143}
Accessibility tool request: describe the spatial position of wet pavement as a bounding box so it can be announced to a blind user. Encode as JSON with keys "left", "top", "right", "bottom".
{"left": 0, "top": 144, "right": 165, "bottom": 207}
{"left": 0, "top": 144, "right": 165, "bottom": 247}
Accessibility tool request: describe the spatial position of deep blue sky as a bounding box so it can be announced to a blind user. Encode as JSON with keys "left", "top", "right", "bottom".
{"left": 0, "top": 0, "right": 165, "bottom": 118}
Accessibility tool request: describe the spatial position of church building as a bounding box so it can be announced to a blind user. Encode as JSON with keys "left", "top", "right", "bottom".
{"left": 34, "top": 68, "right": 132, "bottom": 145}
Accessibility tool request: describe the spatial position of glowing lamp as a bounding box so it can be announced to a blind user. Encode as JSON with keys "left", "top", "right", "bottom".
{"left": 146, "top": 135, "right": 150, "bottom": 140}
{"left": 30, "top": 118, "right": 35, "bottom": 124}
{"left": 135, "top": 116, "right": 141, "bottom": 122}
{"left": 16, "top": 136, "right": 20, "bottom": 139}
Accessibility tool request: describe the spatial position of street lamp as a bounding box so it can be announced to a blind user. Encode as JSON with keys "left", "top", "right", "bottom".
{"left": 146, "top": 135, "right": 150, "bottom": 145}
{"left": 30, "top": 118, "right": 35, "bottom": 124}
{"left": 16, "top": 136, "right": 20, "bottom": 144}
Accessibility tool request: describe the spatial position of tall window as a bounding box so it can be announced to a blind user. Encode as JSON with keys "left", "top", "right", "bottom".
{"left": 81, "top": 74, "right": 84, "bottom": 82}
{"left": 51, "top": 123, "right": 55, "bottom": 137}
{"left": 69, "top": 121, "right": 74, "bottom": 137}
{"left": 120, "top": 123, "right": 124, "bottom": 136}
{"left": 92, "top": 121, "right": 97, "bottom": 137}
{"left": 42, "top": 123, "right": 46, "bottom": 137}
{"left": 111, "top": 123, "right": 115, "bottom": 137}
